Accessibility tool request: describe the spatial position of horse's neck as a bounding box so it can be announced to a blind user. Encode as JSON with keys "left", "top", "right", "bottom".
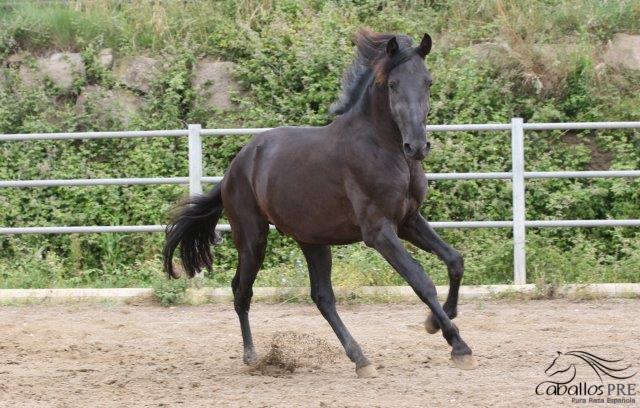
{"left": 347, "top": 82, "right": 402, "bottom": 149}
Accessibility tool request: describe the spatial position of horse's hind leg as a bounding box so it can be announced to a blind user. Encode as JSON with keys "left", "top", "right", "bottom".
{"left": 229, "top": 209, "right": 269, "bottom": 365}
{"left": 399, "top": 212, "right": 463, "bottom": 334}
{"left": 298, "top": 242, "right": 377, "bottom": 378}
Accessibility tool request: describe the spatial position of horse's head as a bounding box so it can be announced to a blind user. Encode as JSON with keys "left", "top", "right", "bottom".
{"left": 545, "top": 351, "right": 575, "bottom": 377}
{"left": 331, "top": 29, "right": 434, "bottom": 160}
{"left": 384, "top": 33, "right": 432, "bottom": 161}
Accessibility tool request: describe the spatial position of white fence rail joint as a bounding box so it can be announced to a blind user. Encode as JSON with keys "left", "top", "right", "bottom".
{"left": 1, "top": 119, "right": 639, "bottom": 284}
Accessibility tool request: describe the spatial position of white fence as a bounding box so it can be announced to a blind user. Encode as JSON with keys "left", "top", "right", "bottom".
{"left": 1, "top": 118, "right": 640, "bottom": 284}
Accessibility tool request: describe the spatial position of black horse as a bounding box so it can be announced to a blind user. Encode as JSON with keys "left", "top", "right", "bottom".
{"left": 164, "top": 29, "right": 477, "bottom": 378}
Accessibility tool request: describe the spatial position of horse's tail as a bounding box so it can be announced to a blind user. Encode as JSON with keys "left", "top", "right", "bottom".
{"left": 163, "top": 182, "right": 224, "bottom": 278}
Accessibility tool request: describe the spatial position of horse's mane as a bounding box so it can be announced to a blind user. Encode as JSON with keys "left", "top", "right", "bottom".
{"left": 330, "top": 28, "right": 414, "bottom": 116}
{"left": 564, "top": 350, "right": 636, "bottom": 382}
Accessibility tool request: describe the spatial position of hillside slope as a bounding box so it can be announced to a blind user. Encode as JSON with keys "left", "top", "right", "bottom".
{"left": 0, "top": 0, "right": 639, "bottom": 288}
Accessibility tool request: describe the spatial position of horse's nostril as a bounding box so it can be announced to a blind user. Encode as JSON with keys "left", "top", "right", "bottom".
{"left": 426, "top": 141, "right": 431, "bottom": 150}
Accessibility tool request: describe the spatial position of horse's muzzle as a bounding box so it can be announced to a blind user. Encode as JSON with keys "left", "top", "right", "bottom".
{"left": 403, "top": 141, "right": 431, "bottom": 160}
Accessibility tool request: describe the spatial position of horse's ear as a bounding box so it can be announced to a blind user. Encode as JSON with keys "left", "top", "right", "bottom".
{"left": 386, "top": 37, "right": 399, "bottom": 56}
{"left": 416, "top": 33, "right": 432, "bottom": 58}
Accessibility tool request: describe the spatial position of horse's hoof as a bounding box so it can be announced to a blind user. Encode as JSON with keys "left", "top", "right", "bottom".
{"left": 243, "top": 352, "right": 258, "bottom": 366}
{"left": 451, "top": 353, "right": 478, "bottom": 370}
{"left": 424, "top": 314, "right": 440, "bottom": 334}
{"left": 355, "top": 364, "right": 378, "bottom": 379}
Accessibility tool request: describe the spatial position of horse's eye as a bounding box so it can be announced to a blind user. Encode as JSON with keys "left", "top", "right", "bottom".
{"left": 389, "top": 81, "right": 398, "bottom": 90}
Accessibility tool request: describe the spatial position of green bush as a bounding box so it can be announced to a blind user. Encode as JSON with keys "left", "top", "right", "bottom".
{"left": 152, "top": 273, "right": 189, "bottom": 306}
{"left": 0, "top": 0, "right": 639, "bottom": 288}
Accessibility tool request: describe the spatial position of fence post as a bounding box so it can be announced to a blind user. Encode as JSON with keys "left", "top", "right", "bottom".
{"left": 511, "top": 117, "right": 526, "bottom": 284}
{"left": 188, "top": 124, "right": 203, "bottom": 196}
{"left": 188, "top": 124, "right": 204, "bottom": 278}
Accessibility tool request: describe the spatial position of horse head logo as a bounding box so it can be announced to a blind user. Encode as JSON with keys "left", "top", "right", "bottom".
{"left": 545, "top": 350, "right": 636, "bottom": 384}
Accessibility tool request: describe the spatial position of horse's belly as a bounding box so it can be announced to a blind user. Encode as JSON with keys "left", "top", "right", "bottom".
{"left": 258, "top": 180, "right": 361, "bottom": 245}
{"left": 276, "top": 217, "right": 362, "bottom": 245}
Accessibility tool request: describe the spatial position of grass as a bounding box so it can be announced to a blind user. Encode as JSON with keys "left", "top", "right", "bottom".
{"left": 2, "top": 0, "right": 639, "bottom": 56}
{"left": 1, "top": 0, "right": 252, "bottom": 55}
{"left": 1, "top": 229, "right": 639, "bottom": 290}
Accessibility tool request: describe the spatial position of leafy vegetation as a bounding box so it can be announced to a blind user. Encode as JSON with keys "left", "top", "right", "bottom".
{"left": 0, "top": 0, "right": 639, "bottom": 289}
{"left": 152, "top": 273, "right": 189, "bottom": 306}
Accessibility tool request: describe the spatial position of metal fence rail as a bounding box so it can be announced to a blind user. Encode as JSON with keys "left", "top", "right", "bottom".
{"left": 1, "top": 119, "right": 639, "bottom": 284}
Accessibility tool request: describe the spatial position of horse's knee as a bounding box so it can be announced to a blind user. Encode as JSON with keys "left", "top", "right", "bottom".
{"left": 362, "top": 231, "right": 379, "bottom": 248}
{"left": 362, "top": 224, "right": 391, "bottom": 248}
{"left": 421, "top": 279, "right": 438, "bottom": 299}
{"left": 446, "top": 250, "right": 464, "bottom": 281}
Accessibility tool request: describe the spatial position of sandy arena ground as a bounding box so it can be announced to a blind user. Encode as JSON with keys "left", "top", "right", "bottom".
{"left": 1, "top": 298, "right": 639, "bottom": 407}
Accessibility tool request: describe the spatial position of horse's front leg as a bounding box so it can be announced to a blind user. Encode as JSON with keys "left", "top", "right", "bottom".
{"left": 363, "top": 221, "right": 477, "bottom": 370}
{"left": 399, "top": 212, "right": 463, "bottom": 334}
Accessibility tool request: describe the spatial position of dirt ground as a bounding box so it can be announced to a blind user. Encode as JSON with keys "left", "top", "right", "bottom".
{"left": 1, "top": 298, "right": 639, "bottom": 407}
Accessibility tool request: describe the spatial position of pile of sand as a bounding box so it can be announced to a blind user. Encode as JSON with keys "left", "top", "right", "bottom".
{"left": 251, "top": 331, "right": 341, "bottom": 376}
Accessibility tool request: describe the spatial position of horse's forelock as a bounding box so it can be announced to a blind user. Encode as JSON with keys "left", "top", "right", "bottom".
{"left": 373, "top": 46, "right": 417, "bottom": 84}
{"left": 354, "top": 29, "right": 414, "bottom": 84}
